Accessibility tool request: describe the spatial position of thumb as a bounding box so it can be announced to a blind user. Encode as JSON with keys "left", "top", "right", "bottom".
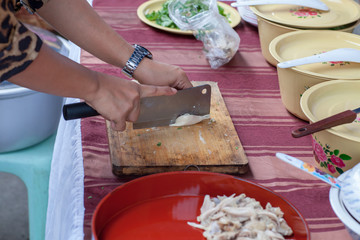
{"left": 139, "top": 84, "right": 177, "bottom": 98}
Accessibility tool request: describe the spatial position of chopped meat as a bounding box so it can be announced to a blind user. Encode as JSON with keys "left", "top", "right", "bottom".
{"left": 188, "top": 194, "right": 293, "bottom": 240}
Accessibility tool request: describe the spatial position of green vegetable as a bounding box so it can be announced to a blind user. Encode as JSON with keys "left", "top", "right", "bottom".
{"left": 145, "top": 0, "right": 231, "bottom": 30}
{"left": 157, "top": 142, "right": 162, "bottom": 146}
{"left": 146, "top": 1, "right": 178, "bottom": 28}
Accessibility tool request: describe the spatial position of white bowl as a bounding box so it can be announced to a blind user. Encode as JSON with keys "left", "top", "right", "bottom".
{"left": 235, "top": 0, "right": 258, "bottom": 26}
{"left": 329, "top": 171, "right": 360, "bottom": 240}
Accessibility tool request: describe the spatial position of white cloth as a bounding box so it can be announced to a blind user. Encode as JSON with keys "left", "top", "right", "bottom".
{"left": 45, "top": 1, "right": 94, "bottom": 238}
{"left": 45, "top": 40, "right": 85, "bottom": 240}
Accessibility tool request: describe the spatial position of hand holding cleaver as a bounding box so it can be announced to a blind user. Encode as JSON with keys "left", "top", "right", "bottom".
{"left": 62, "top": 84, "right": 211, "bottom": 129}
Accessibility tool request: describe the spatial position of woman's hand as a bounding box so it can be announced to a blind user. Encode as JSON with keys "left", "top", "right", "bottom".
{"left": 85, "top": 72, "right": 177, "bottom": 131}
{"left": 37, "top": 0, "right": 192, "bottom": 91}
{"left": 134, "top": 59, "right": 193, "bottom": 90}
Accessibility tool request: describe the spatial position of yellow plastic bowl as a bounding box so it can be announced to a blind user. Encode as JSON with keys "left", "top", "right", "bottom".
{"left": 269, "top": 30, "right": 360, "bottom": 120}
{"left": 257, "top": 16, "right": 359, "bottom": 66}
{"left": 251, "top": 0, "right": 360, "bottom": 65}
{"left": 300, "top": 80, "right": 360, "bottom": 177}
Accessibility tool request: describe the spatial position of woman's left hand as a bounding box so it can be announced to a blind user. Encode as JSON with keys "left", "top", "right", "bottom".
{"left": 133, "top": 58, "right": 193, "bottom": 90}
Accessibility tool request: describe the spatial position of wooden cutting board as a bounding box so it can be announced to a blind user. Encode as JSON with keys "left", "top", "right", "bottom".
{"left": 106, "top": 81, "right": 248, "bottom": 176}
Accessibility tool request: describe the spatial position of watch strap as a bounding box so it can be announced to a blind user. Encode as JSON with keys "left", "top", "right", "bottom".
{"left": 122, "top": 44, "right": 152, "bottom": 79}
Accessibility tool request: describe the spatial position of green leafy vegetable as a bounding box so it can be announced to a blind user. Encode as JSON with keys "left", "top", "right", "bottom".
{"left": 145, "top": 0, "right": 231, "bottom": 30}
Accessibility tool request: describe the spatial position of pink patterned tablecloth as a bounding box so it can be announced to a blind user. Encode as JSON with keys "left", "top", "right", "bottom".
{"left": 80, "top": 0, "right": 353, "bottom": 239}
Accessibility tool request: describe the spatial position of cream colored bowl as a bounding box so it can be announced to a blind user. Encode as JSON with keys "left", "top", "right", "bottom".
{"left": 300, "top": 80, "right": 360, "bottom": 177}
{"left": 251, "top": 0, "right": 360, "bottom": 29}
{"left": 269, "top": 30, "right": 360, "bottom": 120}
{"left": 257, "top": 16, "right": 359, "bottom": 66}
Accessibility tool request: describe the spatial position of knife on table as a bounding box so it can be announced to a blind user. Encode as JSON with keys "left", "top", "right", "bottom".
{"left": 62, "top": 84, "right": 211, "bottom": 129}
{"left": 292, "top": 107, "right": 360, "bottom": 138}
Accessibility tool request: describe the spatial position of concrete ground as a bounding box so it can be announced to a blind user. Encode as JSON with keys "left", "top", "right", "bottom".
{"left": 0, "top": 172, "right": 29, "bottom": 240}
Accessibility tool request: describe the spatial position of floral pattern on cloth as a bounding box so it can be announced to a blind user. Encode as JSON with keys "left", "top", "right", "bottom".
{"left": 290, "top": 7, "right": 322, "bottom": 18}
{"left": 312, "top": 137, "right": 352, "bottom": 174}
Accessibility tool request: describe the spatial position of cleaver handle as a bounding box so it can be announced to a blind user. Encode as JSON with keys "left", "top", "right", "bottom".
{"left": 63, "top": 102, "right": 99, "bottom": 120}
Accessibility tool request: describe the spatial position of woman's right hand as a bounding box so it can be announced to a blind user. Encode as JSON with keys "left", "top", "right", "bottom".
{"left": 85, "top": 72, "right": 177, "bottom": 131}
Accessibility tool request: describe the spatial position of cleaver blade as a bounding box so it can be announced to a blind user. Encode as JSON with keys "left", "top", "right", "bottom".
{"left": 133, "top": 84, "right": 211, "bottom": 129}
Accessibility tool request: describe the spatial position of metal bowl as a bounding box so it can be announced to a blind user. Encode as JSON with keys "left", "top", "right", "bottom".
{"left": 0, "top": 25, "right": 69, "bottom": 153}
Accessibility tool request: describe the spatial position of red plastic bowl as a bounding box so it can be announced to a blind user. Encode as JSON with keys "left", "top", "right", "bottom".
{"left": 92, "top": 171, "right": 310, "bottom": 240}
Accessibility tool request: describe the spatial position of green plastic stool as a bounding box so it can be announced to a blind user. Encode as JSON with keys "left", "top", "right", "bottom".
{"left": 0, "top": 134, "right": 56, "bottom": 240}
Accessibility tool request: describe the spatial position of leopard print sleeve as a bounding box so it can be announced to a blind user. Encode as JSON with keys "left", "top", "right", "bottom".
{"left": 18, "top": 0, "right": 50, "bottom": 13}
{"left": 0, "top": 0, "right": 49, "bottom": 82}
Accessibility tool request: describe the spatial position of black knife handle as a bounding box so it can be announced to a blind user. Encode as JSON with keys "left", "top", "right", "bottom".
{"left": 63, "top": 102, "right": 99, "bottom": 120}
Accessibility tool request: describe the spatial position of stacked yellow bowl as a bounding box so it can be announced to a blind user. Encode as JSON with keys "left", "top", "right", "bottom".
{"left": 269, "top": 30, "right": 360, "bottom": 120}
{"left": 300, "top": 80, "right": 360, "bottom": 177}
{"left": 249, "top": 0, "right": 360, "bottom": 65}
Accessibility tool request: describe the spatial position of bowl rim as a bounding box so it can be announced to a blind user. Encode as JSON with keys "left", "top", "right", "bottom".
{"left": 91, "top": 171, "right": 310, "bottom": 239}
{"left": 0, "top": 85, "right": 36, "bottom": 99}
{"left": 249, "top": 0, "right": 360, "bottom": 29}
{"left": 329, "top": 171, "right": 360, "bottom": 235}
{"left": 300, "top": 80, "right": 360, "bottom": 142}
{"left": 269, "top": 30, "right": 360, "bottom": 80}
{"left": 258, "top": 14, "right": 360, "bottom": 32}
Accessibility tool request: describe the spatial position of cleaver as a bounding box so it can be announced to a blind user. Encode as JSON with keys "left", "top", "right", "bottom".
{"left": 62, "top": 84, "right": 211, "bottom": 129}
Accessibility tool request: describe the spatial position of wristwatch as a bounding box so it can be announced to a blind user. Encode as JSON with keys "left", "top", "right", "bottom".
{"left": 122, "top": 44, "right": 153, "bottom": 79}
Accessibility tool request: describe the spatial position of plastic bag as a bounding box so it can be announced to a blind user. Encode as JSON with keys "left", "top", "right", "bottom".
{"left": 168, "top": 0, "right": 240, "bottom": 69}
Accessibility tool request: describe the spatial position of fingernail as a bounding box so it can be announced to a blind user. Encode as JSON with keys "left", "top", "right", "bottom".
{"left": 171, "top": 87, "right": 177, "bottom": 93}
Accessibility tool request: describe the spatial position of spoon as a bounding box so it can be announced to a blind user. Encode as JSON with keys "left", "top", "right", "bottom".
{"left": 276, "top": 153, "right": 341, "bottom": 188}
{"left": 291, "top": 107, "right": 360, "bottom": 138}
{"left": 277, "top": 48, "right": 360, "bottom": 68}
{"left": 277, "top": 153, "right": 360, "bottom": 222}
{"left": 230, "top": 0, "right": 329, "bottom": 11}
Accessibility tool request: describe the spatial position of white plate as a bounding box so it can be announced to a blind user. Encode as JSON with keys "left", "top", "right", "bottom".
{"left": 137, "top": 0, "right": 241, "bottom": 35}
{"left": 329, "top": 171, "right": 360, "bottom": 238}
{"left": 341, "top": 163, "right": 360, "bottom": 223}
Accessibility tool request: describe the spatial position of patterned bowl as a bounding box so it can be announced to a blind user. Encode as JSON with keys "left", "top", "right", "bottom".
{"left": 269, "top": 30, "right": 360, "bottom": 120}
{"left": 252, "top": 0, "right": 360, "bottom": 66}
{"left": 300, "top": 80, "right": 360, "bottom": 177}
{"left": 258, "top": 16, "right": 359, "bottom": 66}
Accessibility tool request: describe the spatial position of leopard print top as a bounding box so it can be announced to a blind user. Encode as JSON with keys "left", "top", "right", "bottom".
{"left": 0, "top": 0, "right": 50, "bottom": 82}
